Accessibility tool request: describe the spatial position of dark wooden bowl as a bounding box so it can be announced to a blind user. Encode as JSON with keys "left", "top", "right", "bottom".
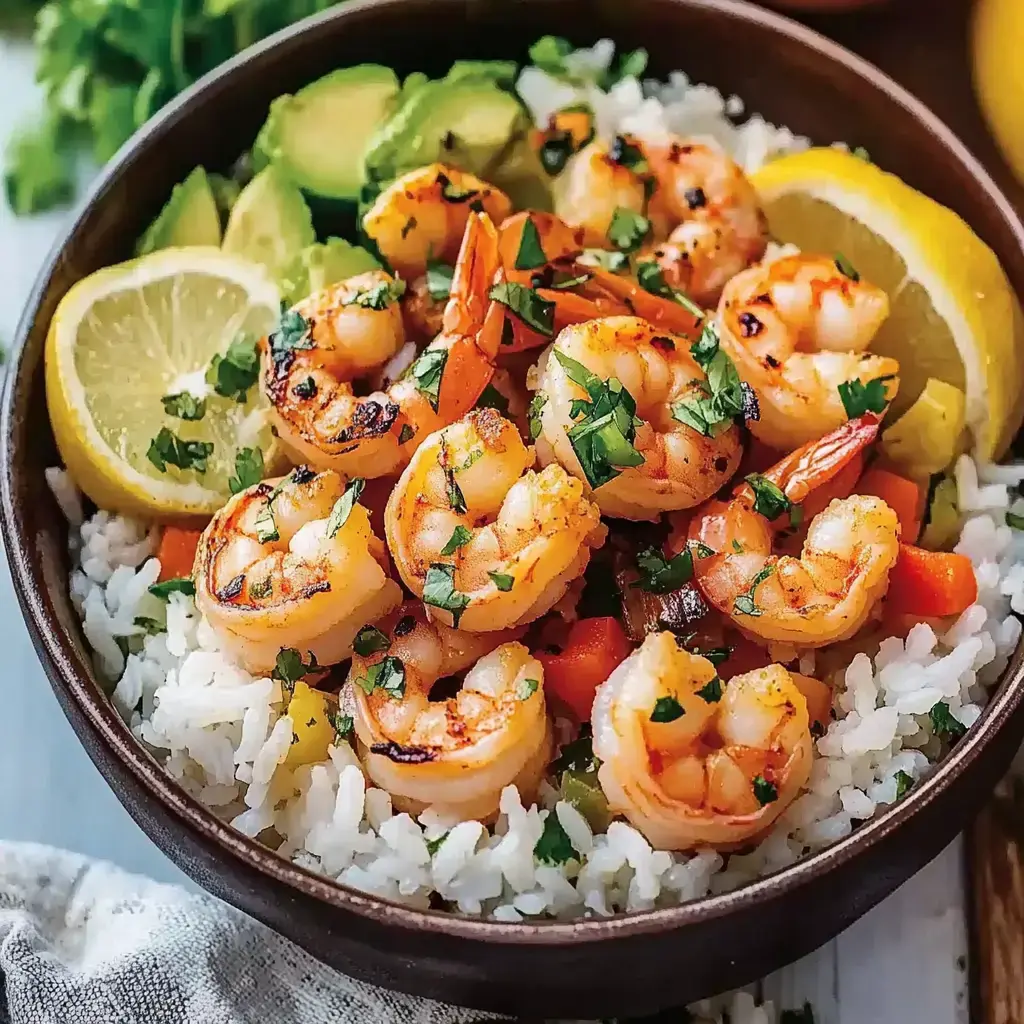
{"left": 4, "top": 0, "right": 1024, "bottom": 1017}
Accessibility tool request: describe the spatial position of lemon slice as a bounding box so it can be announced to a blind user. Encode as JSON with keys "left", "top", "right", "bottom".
{"left": 752, "top": 147, "right": 1024, "bottom": 460}
{"left": 46, "top": 247, "right": 283, "bottom": 521}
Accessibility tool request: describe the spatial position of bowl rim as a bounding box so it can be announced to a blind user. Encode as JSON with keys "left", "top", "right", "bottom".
{"left": 4, "top": 0, "right": 1024, "bottom": 945}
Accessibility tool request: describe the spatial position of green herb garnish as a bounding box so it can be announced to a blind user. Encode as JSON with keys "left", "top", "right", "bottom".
{"left": 837, "top": 375, "right": 894, "bottom": 419}
{"left": 410, "top": 348, "right": 447, "bottom": 412}
{"left": 331, "top": 712, "right": 354, "bottom": 740}
{"left": 489, "top": 281, "right": 555, "bottom": 337}
{"left": 515, "top": 216, "right": 548, "bottom": 270}
{"left": 633, "top": 546, "right": 693, "bottom": 594}
{"left": 146, "top": 428, "right": 213, "bottom": 474}
{"left": 269, "top": 309, "right": 314, "bottom": 362}
{"left": 650, "top": 695, "right": 685, "bottom": 723}
{"left": 208, "top": 334, "right": 260, "bottom": 403}
{"left": 423, "top": 563, "right": 471, "bottom": 627}
{"left": 635, "top": 260, "right": 703, "bottom": 319}
{"left": 533, "top": 810, "right": 577, "bottom": 866}
{"left": 744, "top": 473, "right": 792, "bottom": 522}
{"left": 894, "top": 770, "right": 913, "bottom": 799}
{"left": 753, "top": 775, "right": 778, "bottom": 805}
{"left": 607, "top": 206, "right": 650, "bottom": 253}
{"left": 355, "top": 656, "right": 405, "bottom": 699}
{"left": 930, "top": 701, "right": 967, "bottom": 741}
{"left": 353, "top": 625, "right": 391, "bottom": 658}
{"left": 326, "top": 478, "right": 365, "bottom": 538}
{"left": 161, "top": 392, "right": 206, "bottom": 421}
{"left": 425, "top": 260, "right": 454, "bottom": 302}
{"left": 488, "top": 571, "right": 514, "bottom": 591}
{"left": 528, "top": 392, "right": 548, "bottom": 440}
{"left": 441, "top": 525, "right": 473, "bottom": 555}
{"left": 345, "top": 277, "right": 406, "bottom": 310}
{"left": 148, "top": 577, "right": 195, "bottom": 601}
{"left": 228, "top": 447, "right": 264, "bottom": 494}
{"left": 516, "top": 677, "right": 539, "bottom": 700}
{"left": 734, "top": 564, "right": 775, "bottom": 617}
{"left": 695, "top": 677, "right": 723, "bottom": 703}
{"left": 671, "top": 322, "right": 747, "bottom": 437}
{"left": 273, "top": 647, "right": 319, "bottom": 688}
{"left": 834, "top": 253, "right": 860, "bottom": 282}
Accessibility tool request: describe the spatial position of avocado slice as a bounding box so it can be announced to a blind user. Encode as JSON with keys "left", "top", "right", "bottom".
{"left": 222, "top": 166, "right": 315, "bottom": 284}
{"left": 136, "top": 167, "right": 221, "bottom": 255}
{"left": 362, "top": 77, "right": 527, "bottom": 187}
{"left": 282, "top": 238, "right": 382, "bottom": 306}
{"left": 254, "top": 65, "right": 401, "bottom": 201}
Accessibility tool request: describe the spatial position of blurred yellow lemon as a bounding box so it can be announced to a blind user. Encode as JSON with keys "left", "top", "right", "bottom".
{"left": 973, "top": 0, "right": 1024, "bottom": 187}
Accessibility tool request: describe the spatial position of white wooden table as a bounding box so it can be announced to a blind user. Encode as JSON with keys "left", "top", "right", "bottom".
{"left": 0, "top": 36, "right": 970, "bottom": 1023}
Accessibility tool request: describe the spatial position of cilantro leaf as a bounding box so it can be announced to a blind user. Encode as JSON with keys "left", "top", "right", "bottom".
{"left": 550, "top": 728, "right": 599, "bottom": 775}
{"left": 837, "top": 375, "right": 894, "bottom": 419}
{"left": 695, "top": 677, "right": 723, "bottom": 703}
{"left": 671, "top": 323, "right": 746, "bottom": 437}
{"left": 733, "top": 565, "right": 775, "bottom": 617}
{"left": 744, "top": 473, "right": 792, "bottom": 521}
{"left": 161, "top": 392, "right": 206, "bottom": 421}
{"left": 353, "top": 625, "right": 391, "bottom": 658}
{"left": 410, "top": 348, "right": 447, "bottom": 412}
{"left": 580, "top": 248, "right": 629, "bottom": 273}
{"left": 441, "top": 525, "right": 473, "bottom": 555}
{"left": 514, "top": 216, "right": 548, "bottom": 270}
{"left": 425, "top": 260, "right": 454, "bottom": 302}
{"left": 149, "top": 577, "right": 195, "bottom": 601}
{"left": 753, "top": 775, "right": 778, "bottom": 805}
{"left": 650, "top": 696, "right": 685, "bottom": 723}
{"left": 273, "top": 648, "right": 319, "bottom": 688}
{"left": 607, "top": 207, "right": 650, "bottom": 253}
{"left": 929, "top": 701, "right": 967, "bottom": 742}
{"left": 635, "top": 260, "right": 703, "bottom": 319}
{"left": 345, "top": 276, "right": 406, "bottom": 310}
{"left": 894, "top": 770, "right": 913, "bottom": 799}
{"left": 608, "top": 135, "right": 648, "bottom": 175}
{"left": 834, "top": 253, "right": 860, "bottom": 281}
{"left": 269, "top": 309, "right": 314, "bottom": 362}
{"left": 423, "top": 563, "right": 471, "bottom": 627}
{"left": 228, "top": 447, "right": 264, "bottom": 495}
{"left": 489, "top": 281, "right": 555, "bottom": 337}
{"left": 528, "top": 392, "right": 548, "bottom": 440}
{"left": 632, "top": 546, "right": 693, "bottom": 594}
{"left": 208, "top": 334, "right": 260, "bottom": 403}
{"left": 515, "top": 677, "right": 539, "bottom": 701}
{"left": 488, "top": 571, "right": 514, "bottom": 591}
{"left": 146, "top": 428, "right": 213, "bottom": 474}
{"left": 355, "top": 656, "right": 405, "bottom": 698}
{"left": 533, "top": 810, "right": 577, "bottom": 866}
{"left": 331, "top": 712, "right": 354, "bottom": 740}
{"left": 326, "top": 478, "right": 366, "bottom": 538}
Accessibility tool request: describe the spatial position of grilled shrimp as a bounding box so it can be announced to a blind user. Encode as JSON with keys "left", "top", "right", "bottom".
{"left": 718, "top": 253, "right": 899, "bottom": 450}
{"left": 385, "top": 408, "right": 606, "bottom": 632}
{"left": 261, "top": 211, "right": 504, "bottom": 480}
{"left": 554, "top": 135, "right": 767, "bottom": 306}
{"left": 689, "top": 415, "right": 901, "bottom": 648}
{"left": 362, "top": 163, "right": 513, "bottom": 280}
{"left": 535, "top": 316, "right": 743, "bottom": 519}
{"left": 592, "top": 632, "right": 812, "bottom": 850}
{"left": 344, "top": 603, "right": 551, "bottom": 821}
{"left": 194, "top": 467, "right": 402, "bottom": 674}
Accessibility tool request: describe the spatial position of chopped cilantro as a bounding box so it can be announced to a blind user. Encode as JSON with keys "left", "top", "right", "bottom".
{"left": 834, "top": 253, "right": 860, "bottom": 282}
{"left": 441, "top": 525, "right": 473, "bottom": 555}
{"left": 272, "top": 647, "right": 319, "bottom": 688}
{"left": 489, "top": 281, "right": 555, "bottom": 337}
{"left": 410, "top": 348, "right": 447, "bottom": 412}
{"left": 528, "top": 392, "right": 548, "bottom": 440}
{"left": 398, "top": 424, "right": 415, "bottom": 445}
{"left": 650, "top": 695, "right": 685, "bottom": 723}
{"left": 228, "top": 447, "right": 264, "bottom": 495}
{"left": 326, "top": 478, "right": 365, "bottom": 538}
{"left": 534, "top": 810, "right": 577, "bottom": 865}
{"left": 146, "top": 428, "right": 213, "bottom": 474}
{"left": 516, "top": 677, "right": 539, "bottom": 700}
{"left": 837, "top": 375, "right": 894, "bottom": 419}
{"left": 331, "top": 712, "right": 354, "bottom": 740}
{"left": 352, "top": 625, "right": 391, "bottom": 658}
{"left": 894, "top": 770, "right": 913, "bottom": 799}
{"left": 488, "top": 571, "right": 514, "bottom": 591}
{"left": 133, "top": 616, "right": 163, "bottom": 634}
{"left": 269, "top": 309, "right": 313, "bottom": 362}
{"left": 734, "top": 564, "right": 775, "bottom": 617}
{"left": 929, "top": 701, "right": 967, "bottom": 742}
{"left": 695, "top": 677, "right": 723, "bottom": 703}
{"left": 425, "top": 260, "right": 454, "bottom": 302}
{"left": 671, "top": 323, "right": 746, "bottom": 437}
{"left": 161, "top": 391, "right": 206, "bottom": 421}
{"left": 423, "top": 563, "right": 471, "bottom": 627}
{"left": 514, "top": 216, "right": 548, "bottom": 270}
{"left": 744, "top": 473, "right": 792, "bottom": 521}
{"left": 608, "top": 134, "right": 648, "bottom": 174}
{"left": 355, "top": 655, "right": 405, "bottom": 698}
{"left": 208, "top": 333, "right": 260, "bottom": 403}
{"left": 1007, "top": 511, "right": 1024, "bottom": 530}
{"left": 632, "top": 546, "right": 693, "bottom": 594}
{"left": 607, "top": 206, "right": 650, "bottom": 253}
{"left": 580, "top": 248, "right": 629, "bottom": 273}
{"left": 149, "top": 577, "right": 195, "bottom": 601}
{"left": 345, "top": 277, "right": 406, "bottom": 310}
{"left": 636, "top": 260, "right": 703, "bottom": 319}
{"left": 426, "top": 831, "right": 450, "bottom": 856}
{"left": 550, "top": 728, "right": 599, "bottom": 775}
{"left": 477, "top": 383, "right": 510, "bottom": 415}
{"left": 255, "top": 501, "right": 279, "bottom": 543}
{"left": 753, "top": 775, "right": 778, "bottom": 805}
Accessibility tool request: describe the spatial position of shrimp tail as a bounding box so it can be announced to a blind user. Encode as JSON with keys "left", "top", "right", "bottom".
{"left": 756, "top": 413, "right": 881, "bottom": 504}
{"left": 444, "top": 210, "right": 501, "bottom": 339}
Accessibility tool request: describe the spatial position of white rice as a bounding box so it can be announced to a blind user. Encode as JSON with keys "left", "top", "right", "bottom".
{"left": 43, "top": 43, "right": 1024, "bottom": 1021}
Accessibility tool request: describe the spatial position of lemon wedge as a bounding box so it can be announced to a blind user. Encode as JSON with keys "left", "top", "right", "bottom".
{"left": 752, "top": 147, "right": 1024, "bottom": 460}
{"left": 46, "top": 247, "right": 283, "bottom": 521}
{"left": 880, "top": 378, "right": 966, "bottom": 480}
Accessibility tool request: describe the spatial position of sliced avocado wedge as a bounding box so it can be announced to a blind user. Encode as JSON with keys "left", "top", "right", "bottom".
{"left": 136, "top": 167, "right": 221, "bottom": 255}
{"left": 254, "top": 65, "right": 400, "bottom": 201}
{"left": 282, "top": 238, "right": 382, "bottom": 306}
{"left": 363, "top": 77, "right": 526, "bottom": 187}
{"left": 222, "top": 166, "right": 315, "bottom": 284}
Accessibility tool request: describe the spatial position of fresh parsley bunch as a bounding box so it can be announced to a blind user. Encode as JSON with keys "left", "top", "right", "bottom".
{"left": 3, "top": 0, "right": 340, "bottom": 216}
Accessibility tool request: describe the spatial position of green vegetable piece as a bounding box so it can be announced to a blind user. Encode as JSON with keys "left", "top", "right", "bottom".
{"left": 282, "top": 238, "right": 381, "bottom": 306}
{"left": 146, "top": 428, "right": 213, "bottom": 474}
{"left": 488, "top": 571, "right": 514, "bottom": 592}
{"left": 528, "top": 392, "right": 548, "bottom": 440}
{"left": 441, "top": 525, "right": 473, "bottom": 555}
{"left": 488, "top": 281, "right": 555, "bottom": 337}
{"left": 208, "top": 334, "right": 260, "bottom": 403}
{"left": 425, "top": 260, "right": 455, "bottom": 302}
{"left": 425, "top": 831, "right": 449, "bottom": 856}
{"left": 137, "top": 167, "right": 221, "bottom": 256}
{"left": 695, "top": 677, "right": 723, "bottom": 703}
{"left": 607, "top": 207, "right": 650, "bottom": 252}
{"left": 161, "top": 392, "right": 206, "bottom": 421}
{"left": 734, "top": 565, "right": 775, "bottom": 617}
{"left": 272, "top": 647, "right": 319, "bottom": 688}
{"left": 834, "top": 252, "right": 860, "bottom": 282}
{"left": 559, "top": 770, "right": 612, "bottom": 832}
{"left": 894, "top": 770, "right": 913, "bottom": 799}
{"left": 228, "top": 447, "right": 264, "bottom": 494}
{"left": 514, "top": 216, "right": 548, "bottom": 270}
{"left": 515, "top": 677, "right": 539, "bottom": 700}
{"left": 356, "top": 655, "right": 405, "bottom": 698}
{"left": 331, "top": 712, "right": 355, "bottom": 740}
{"left": 423, "top": 563, "right": 471, "bottom": 627}
{"left": 650, "top": 696, "right": 685, "bottom": 723}
{"left": 1008, "top": 511, "right": 1024, "bottom": 530}
{"left": 533, "top": 810, "right": 577, "bottom": 866}
{"left": 222, "top": 166, "right": 315, "bottom": 284}
{"left": 149, "top": 577, "right": 195, "bottom": 601}
{"left": 411, "top": 348, "right": 447, "bottom": 412}
{"left": 837, "top": 375, "right": 894, "bottom": 419}
{"left": 254, "top": 66, "right": 401, "bottom": 200}
{"left": 753, "top": 775, "right": 778, "bottom": 806}
{"left": 633, "top": 546, "right": 693, "bottom": 594}
{"left": 744, "top": 473, "right": 792, "bottom": 521}
{"left": 326, "top": 478, "right": 366, "bottom": 538}
{"left": 929, "top": 701, "right": 967, "bottom": 742}
{"left": 353, "top": 625, "right": 391, "bottom": 658}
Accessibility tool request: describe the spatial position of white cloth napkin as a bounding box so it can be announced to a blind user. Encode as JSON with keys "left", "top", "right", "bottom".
{"left": 0, "top": 840, "right": 505, "bottom": 1024}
